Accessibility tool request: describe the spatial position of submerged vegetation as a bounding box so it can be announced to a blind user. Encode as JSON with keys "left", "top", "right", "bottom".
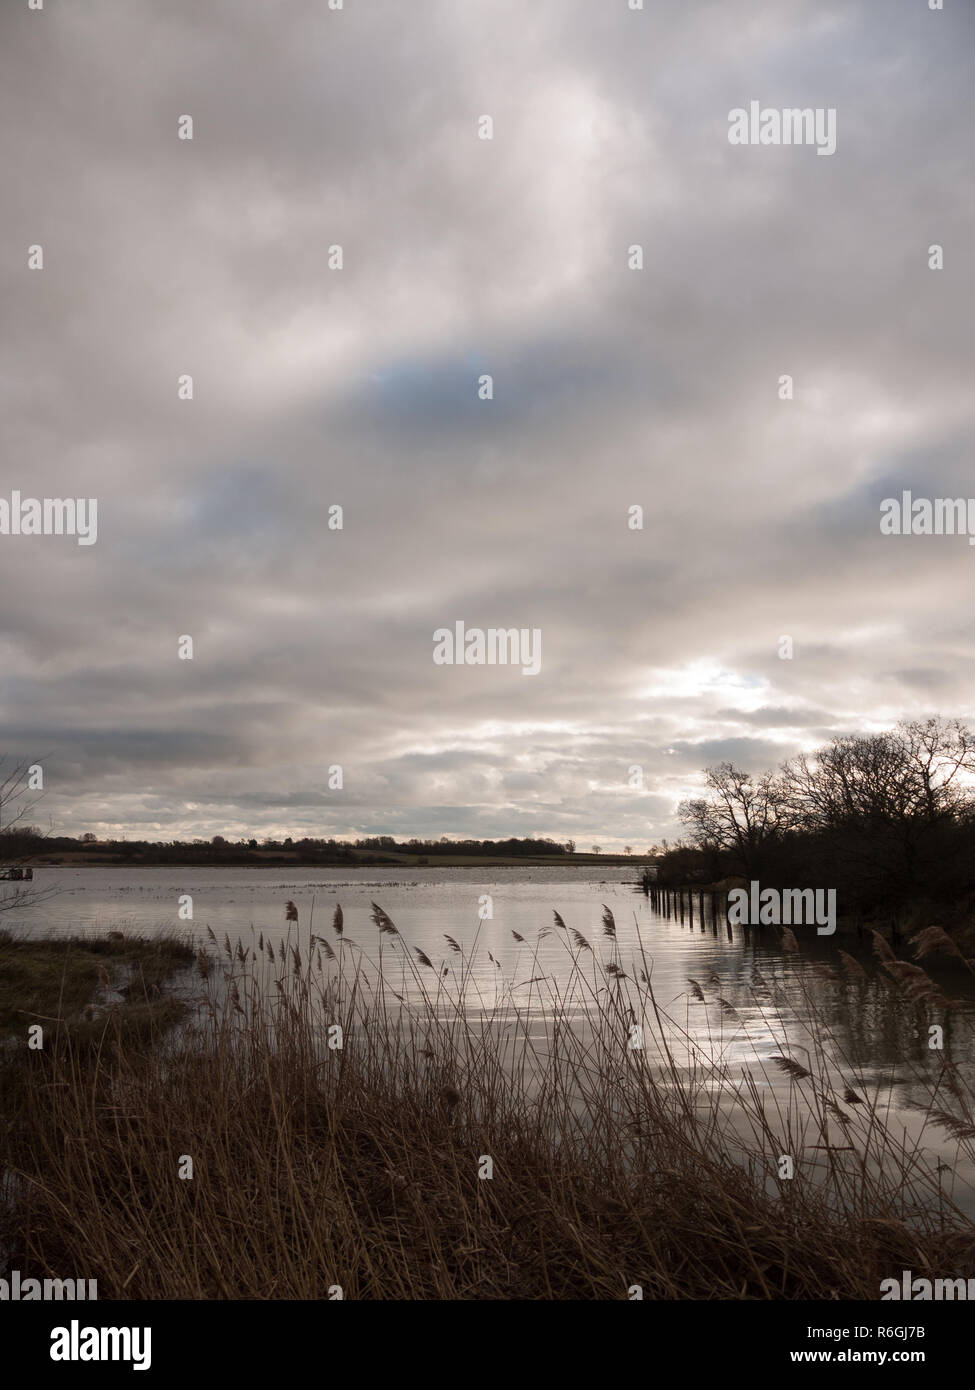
{"left": 3, "top": 906, "right": 975, "bottom": 1299}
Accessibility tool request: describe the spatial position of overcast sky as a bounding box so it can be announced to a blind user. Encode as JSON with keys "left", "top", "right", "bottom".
{"left": 1, "top": 0, "right": 973, "bottom": 849}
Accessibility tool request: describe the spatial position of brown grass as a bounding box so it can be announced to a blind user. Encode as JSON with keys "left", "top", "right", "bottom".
{"left": 2, "top": 912, "right": 975, "bottom": 1299}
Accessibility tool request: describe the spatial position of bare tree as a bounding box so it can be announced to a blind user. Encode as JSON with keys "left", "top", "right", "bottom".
{"left": 0, "top": 755, "right": 60, "bottom": 917}
{"left": 778, "top": 720, "right": 975, "bottom": 893}
{"left": 780, "top": 720, "right": 975, "bottom": 833}
{"left": 679, "top": 763, "right": 787, "bottom": 876}
{"left": 900, "top": 717, "right": 975, "bottom": 823}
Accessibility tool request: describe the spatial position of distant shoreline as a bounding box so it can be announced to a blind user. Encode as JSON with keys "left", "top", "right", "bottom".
{"left": 18, "top": 853, "right": 650, "bottom": 872}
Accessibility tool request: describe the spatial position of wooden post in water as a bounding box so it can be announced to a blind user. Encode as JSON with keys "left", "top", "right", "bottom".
{"left": 679, "top": 889, "right": 684, "bottom": 924}
{"left": 688, "top": 890, "right": 693, "bottom": 927}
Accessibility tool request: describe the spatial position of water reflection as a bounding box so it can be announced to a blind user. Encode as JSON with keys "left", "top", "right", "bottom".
{"left": 6, "top": 865, "right": 975, "bottom": 1211}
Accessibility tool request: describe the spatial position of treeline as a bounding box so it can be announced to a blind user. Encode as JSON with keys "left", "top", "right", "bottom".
{"left": 352, "top": 835, "right": 570, "bottom": 857}
{"left": 657, "top": 717, "right": 975, "bottom": 921}
{"left": 0, "top": 829, "right": 573, "bottom": 865}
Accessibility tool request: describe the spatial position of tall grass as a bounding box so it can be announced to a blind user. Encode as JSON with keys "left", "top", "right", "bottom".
{"left": 2, "top": 908, "right": 975, "bottom": 1299}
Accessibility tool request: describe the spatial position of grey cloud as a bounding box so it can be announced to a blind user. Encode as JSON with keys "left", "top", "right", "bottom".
{"left": 1, "top": 0, "right": 972, "bottom": 846}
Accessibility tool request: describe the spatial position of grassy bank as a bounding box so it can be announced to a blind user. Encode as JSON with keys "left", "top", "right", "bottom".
{"left": 0, "top": 930, "right": 195, "bottom": 1045}
{"left": 2, "top": 913, "right": 975, "bottom": 1299}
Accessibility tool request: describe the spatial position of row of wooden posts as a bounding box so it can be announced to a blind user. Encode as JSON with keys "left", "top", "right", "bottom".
{"left": 647, "top": 882, "right": 732, "bottom": 931}
{"left": 646, "top": 881, "right": 872, "bottom": 942}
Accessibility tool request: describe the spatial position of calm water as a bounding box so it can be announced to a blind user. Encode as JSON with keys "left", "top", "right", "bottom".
{"left": 5, "top": 866, "right": 975, "bottom": 1211}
